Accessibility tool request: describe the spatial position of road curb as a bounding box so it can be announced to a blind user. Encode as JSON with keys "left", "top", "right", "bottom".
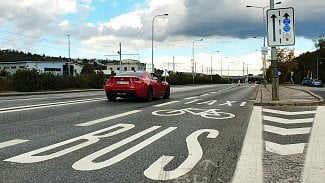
{"left": 254, "top": 85, "right": 323, "bottom": 106}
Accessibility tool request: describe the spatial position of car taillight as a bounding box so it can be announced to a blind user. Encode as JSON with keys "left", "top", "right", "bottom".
{"left": 106, "top": 78, "right": 113, "bottom": 85}
{"left": 133, "top": 78, "right": 144, "bottom": 84}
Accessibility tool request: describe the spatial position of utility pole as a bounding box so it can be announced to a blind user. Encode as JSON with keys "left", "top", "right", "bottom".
{"left": 67, "top": 35, "right": 71, "bottom": 76}
{"left": 270, "top": 0, "right": 279, "bottom": 100}
{"left": 119, "top": 42, "right": 122, "bottom": 73}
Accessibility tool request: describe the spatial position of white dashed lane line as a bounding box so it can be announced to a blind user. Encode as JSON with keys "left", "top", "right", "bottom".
{"left": 0, "top": 139, "right": 29, "bottom": 149}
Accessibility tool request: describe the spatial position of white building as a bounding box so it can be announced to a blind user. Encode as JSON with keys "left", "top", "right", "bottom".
{"left": 106, "top": 59, "right": 146, "bottom": 74}
{"left": 0, "top": 61, "right": 82, "bottom": 76}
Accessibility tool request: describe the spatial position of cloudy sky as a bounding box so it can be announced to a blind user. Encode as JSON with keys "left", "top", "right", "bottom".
{"left": 0, "top": 0, "right": 324, "bottom": 75}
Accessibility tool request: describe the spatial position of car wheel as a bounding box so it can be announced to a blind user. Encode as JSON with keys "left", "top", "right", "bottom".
{"left": 145, "top": 87, "right": 153, "bottom": 102}
{"left": 163, "top": 86, "right": 170, "bottom": 99}
{"left": 107, "top": 94, "right": 116, "bottom": 101}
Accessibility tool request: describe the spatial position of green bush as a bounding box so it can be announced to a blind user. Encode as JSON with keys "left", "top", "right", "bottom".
{"left": 0, "top": 77, "right": 14, "bottom": 91}
{"left": 13, "top": 69, "right": 41, "bottom": 91}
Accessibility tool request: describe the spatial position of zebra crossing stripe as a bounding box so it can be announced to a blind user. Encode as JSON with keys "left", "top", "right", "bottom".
{"left": 264, "top": 125, "right": 311, "bottom": 135}
{"left": 263, "top": 108, "right": 316, "bottom": 115}
{"left": 265, "top": 141, "right": 306, "bottom": 155}
{"left": 263, "top": 116, "right": 314, "bottom": 124}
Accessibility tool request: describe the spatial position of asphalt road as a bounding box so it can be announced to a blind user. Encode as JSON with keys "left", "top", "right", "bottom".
{"left": 0, "top": 84, "right": 259, "bottom": 182}
{"left": 307, "top": 87, "right": 325, "bottom": 99}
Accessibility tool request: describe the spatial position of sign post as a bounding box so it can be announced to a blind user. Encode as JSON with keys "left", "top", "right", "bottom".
{"left": 267, "top": 3, "right": 295, "bottom": 100}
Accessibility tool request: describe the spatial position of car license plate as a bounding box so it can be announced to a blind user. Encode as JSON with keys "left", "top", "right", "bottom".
{"left": 116, "top": 81, "right": 129, "bottom": 85}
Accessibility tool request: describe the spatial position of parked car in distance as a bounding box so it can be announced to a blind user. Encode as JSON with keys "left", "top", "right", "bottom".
{"left": 105, "top": 71, "right": 170, "bottom": 101}
{"left": 301, "top": 77, "right": 311, "bottom": 85}
{"left": 309, "top": 79, "right": 323, "bottom": 87}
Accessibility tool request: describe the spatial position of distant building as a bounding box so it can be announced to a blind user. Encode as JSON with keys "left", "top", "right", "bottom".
{"left": 0, "top": 61, "right": 82, "bottom": 76}
{"left": 106, "top": 59, "right": 146, "bottom": 74}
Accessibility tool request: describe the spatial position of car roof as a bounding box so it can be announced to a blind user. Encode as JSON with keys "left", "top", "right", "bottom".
{"left": 116, "top": 71, "right": 149, "bottom": 77}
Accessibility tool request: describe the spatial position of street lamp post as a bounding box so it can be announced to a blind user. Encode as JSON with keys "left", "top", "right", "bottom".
{"left": 152, "top": 13, "right": 168, "bottom": 73}
{"left": 192, "top": 38, "right": 203, "bottom": 83}
{"left": 210, "top": 50, "right": 219, "bottom": 84}
{"left": 246, "top": 2, "right": 281, "bottom": 87}
{"left": 67, "top": 34, "right": 71, "bottom": 76}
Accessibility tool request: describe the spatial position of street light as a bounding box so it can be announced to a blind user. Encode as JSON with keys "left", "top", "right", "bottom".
{"left": 210, "top": 50, "right": 219, "bottom": 84}
{"left": 152, "top": 13, "right": 168, "bottom": 73}
{"left": 246, "top": 2, "right": 281, "bottom": 86}
{"left": 192, "top": 38, "right": 203, "bottom": 83}
{"left": 67, "top": 34, "right": 71, "bottom": 76}
{"left": 221, "top": 56, "right": 228, "bottom": 78}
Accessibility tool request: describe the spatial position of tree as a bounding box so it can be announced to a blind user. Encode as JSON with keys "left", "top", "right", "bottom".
{"left": 81, "top": 63, "right": 95, "bottom": 75}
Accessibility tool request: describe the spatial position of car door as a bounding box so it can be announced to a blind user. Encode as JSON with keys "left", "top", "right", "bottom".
{"left": 150, "top": 73, "right": 164, "bottom": 95}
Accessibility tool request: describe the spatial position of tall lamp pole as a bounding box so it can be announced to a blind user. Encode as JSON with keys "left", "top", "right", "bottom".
{"left": 210, "top": 50, "right": 219, "bottom": 84}
{"left": 192, "top": 39, "right": 203, "bottom": 83}
{"left": 152, "top": 13, "right": 168, "bottom": 73}
{"left": 67, "top": 34, "right": 71, "bottom": 76}
{"left": 246, "top": 2, "right": 281, "bottom": 87}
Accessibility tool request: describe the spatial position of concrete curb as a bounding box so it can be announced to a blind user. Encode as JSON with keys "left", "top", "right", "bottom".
{"left": 254, "top": 85, "right": 324, "bottom": 106}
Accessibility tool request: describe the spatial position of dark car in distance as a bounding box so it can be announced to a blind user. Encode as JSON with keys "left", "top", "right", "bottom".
{"left": 105, "top": 71, "right": 170, "bottom": 101}
{"left": 302, "top": 77, "right": 311, "bottom": 85}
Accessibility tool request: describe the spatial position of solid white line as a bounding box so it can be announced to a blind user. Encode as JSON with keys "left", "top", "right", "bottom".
{"left": 263, "top": 116, "right": 314, "bottom": 124}
{"left": 240, "top": 102, "right": 247, "bottom": 107}
{"left": 0, "top": 139, "right": 29, "bottom": 149}
{"left": 264, "top": 125, "right": 311, "bottom": 135}
{"left": 200, "top": 94, "right": 210, "bottom": 97}
{"left": 232, "top": 106, "right": 263, "bottom": 183}
{"left": 0, "top": 98, "right": 106, "bottom": 114}
{"left": 76, "top": 110, "right": 142, "bottom": 127}
{"left": 153, "top": 101, "right": 179, "bottom": 107}
{"left": 302, "top": 106, "right": 325, "bottom": 182}
{"left": 265, "top": 141, "right": 306, "bottom": 155}
{"left": 263, "top": 108, "right": 316, "bottom": 115}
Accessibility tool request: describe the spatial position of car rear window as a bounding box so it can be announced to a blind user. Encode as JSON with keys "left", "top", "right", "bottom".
{"left": 116, "top": 71, "right": 145, "bottom": 77}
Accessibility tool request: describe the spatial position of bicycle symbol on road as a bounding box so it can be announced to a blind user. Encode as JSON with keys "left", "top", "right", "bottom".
{"left": 152, "top": 108, "right": 235, "bottom": 120}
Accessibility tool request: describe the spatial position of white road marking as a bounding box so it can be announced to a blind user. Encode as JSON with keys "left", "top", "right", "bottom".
{"left": 5, "top": 124, "right": 135, "bottom": 163}
{"left": 210, "top": 92, "right": 216, "bottom": 94}
{"left": 264, "top": 125, "right": 311, "bottom": 135}
{"left": 219, "top": 101, "right": 236, "bottom": 106}
{"left": 72, "top": 126, "right": 177, "bottom": 171}
{"left": 184, "top": 99, "right": 202, "bottom": 104}
{"left": 184, "top": 96, "right": 198, "bottom": 100}
{"left": 0, "top": 139, "right": 29, "bottom": 149}
{"left": 240, "top": 102, "right": 247, "bottom": 107}
{"left": 232, "top": 106, "right": 263, "bottom": 183}
{"left": 263, "top": 116, "right": 314, "bottom": 124}
{"left": 302, "top": 106, "right": 325, "bottom": 182}
{"left": 144, "top": 129, "right": 219, "bottom": 180}
{"left": 0, "top": 98, "right": 106, "bottom": 114}
{"left": 263, "top": 108, "right": 316, "bottom": 115}
{"left": 265, "top": 141, "right": 306, "bottom": 155}
{"left": 200, "top": 94, "right": 210, "bottom": 97}
{"left": 153, "top": 101, "right": 179, "bottom": 107}
{"left": 76, "top": 110, "right": 142, "bottom": 126}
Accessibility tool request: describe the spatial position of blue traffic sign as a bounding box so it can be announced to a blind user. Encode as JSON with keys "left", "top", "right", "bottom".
{"left": 283, "top": 25, "right": 291, "bottom": 32}
{"left": 283, "top": 18, "right": 290, "bottom": 25}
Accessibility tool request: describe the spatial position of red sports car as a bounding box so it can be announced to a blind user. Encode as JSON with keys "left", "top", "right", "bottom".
{"left": 105, "top": 71, "right": 170, "bottom": 101}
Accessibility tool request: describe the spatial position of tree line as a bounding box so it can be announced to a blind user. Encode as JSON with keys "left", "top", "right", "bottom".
{"left": 266, "top": 36, "right": 325, "bottom": 84}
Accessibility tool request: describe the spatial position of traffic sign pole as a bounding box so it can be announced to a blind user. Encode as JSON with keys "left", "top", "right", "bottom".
{"left": 270, "top": 0, "right": 279, "bottom": 101}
